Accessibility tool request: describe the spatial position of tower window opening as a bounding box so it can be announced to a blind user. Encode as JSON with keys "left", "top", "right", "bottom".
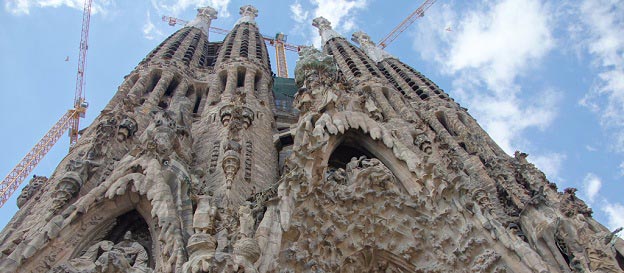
{"left": 185, "top": 84, "right": 195, "bottom": 98}
{"left": 237, "top": 68, "right": 246, "bottom": 88}
{"left": 219, "top": 71, "right": 227, "bottom": 93}
{"left": 193, "top": 94, "right": 202, "bottom": 114}
{"left": 254, "top": 72, "right": 262, "bottom": 96}
{"left": 164, "top": 77, "right": 180, "bottom": 98}
{"left": 458, "top": 142, "right": 468, "bottom": 153}
{"left": 145, "top": 72, "right": 162, "bottom": 95}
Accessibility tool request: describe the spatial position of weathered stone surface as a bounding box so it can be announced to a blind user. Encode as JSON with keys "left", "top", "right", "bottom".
{"left": 1, "top": 7, "right": 623, "bottom": 273}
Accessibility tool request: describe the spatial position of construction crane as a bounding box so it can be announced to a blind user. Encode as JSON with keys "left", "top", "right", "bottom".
{"left": 162, "top": 15, "right": 299, "bottom": 78}
{"left": 0, "top": 0, "right": 92, "bottom": 208}
{"left": 271, "top": 33, "right": 290, "bottom": 78}
{"left": 377, "top": 0, "right": 436, "bottom": 49}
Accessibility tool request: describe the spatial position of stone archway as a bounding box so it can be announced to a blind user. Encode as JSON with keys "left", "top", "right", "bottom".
{"left": 19, "top": 191, "right": 162, "bottom": 273}
{"left": 321, "top": 129, "right": 420, "bottom": 194}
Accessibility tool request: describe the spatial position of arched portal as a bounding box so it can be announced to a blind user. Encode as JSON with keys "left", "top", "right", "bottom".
{"left": 322, "top": 130, "right": 419, "bottom": 194}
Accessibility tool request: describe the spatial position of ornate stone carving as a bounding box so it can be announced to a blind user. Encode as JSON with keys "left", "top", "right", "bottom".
{"left": 95, "top": 231, "right": 151, "bottom": 273}
{"left": 351, "top": 31, "right": 393, "bottom": 63}
{"left": 219, "top": 104, "right": 254, "bottom": 129}
{"left": 16, "top": 175, "right": 47, "bottom": 208}
{"left": 560, "top": 187, "right": 593, "bottom": 217}
{"left": 51, "top": 231, "right": 151, "bottom": 273}
{"left": 244, "top": 141, "right": 252, "bottom": 182}
{"left": 294, "top": 46, "right": 338, "bottom": 90}
{"left": 208, "top": 141, "right": 220, "bottom": 174}
{"left": 413, "top": 132, "right": 432, "bottom": 155}
{"left": 52, "top": 156, "right": 98, "bottom": 212}
{"left": 117, "top": 115, "right": 138, "bottom": 141}
{"left": 236, "top": 5, "right": 258, "bottom": 25}
{"left": 222, "top": 141, "right": 242, "bottom": 190}
{"left": 312, "top": 17, "right": 343, "bottom": 45}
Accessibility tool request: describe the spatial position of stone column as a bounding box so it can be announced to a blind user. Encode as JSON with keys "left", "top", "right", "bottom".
{"left": 225, "top": 68, "right": 238, "bottom": 97}
{"left": 207, "top": 73, "right": 224, "bottom": 105}
{"left": 146, "top": 72, "right": 174, "bottom": 107}
{"left": 371, "top": 86, "right": 397, "bottom": 118}
{"left": 127, "top": 73, "right": 151, "bottom": 98}
{"left": 244, "top": 69, "right": 256, "bottom": 97}
{"left": 170, "top": 79, "right": 190, "bottom": 106}
{"left": 385, "top": 87, "right": 417, "bottom": 121}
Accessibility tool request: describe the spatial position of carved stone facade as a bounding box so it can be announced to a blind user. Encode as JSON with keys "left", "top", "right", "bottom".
{"left": 1, "top": 6, "right": 623, "bottom": 273}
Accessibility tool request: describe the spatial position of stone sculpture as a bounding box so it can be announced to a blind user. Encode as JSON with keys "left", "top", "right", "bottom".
{"left": 2, "top": 7, "right": 623, "bottom": 273}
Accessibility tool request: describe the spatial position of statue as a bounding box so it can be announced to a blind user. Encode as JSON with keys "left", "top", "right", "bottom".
{"left": 95, "top": 231, "right": 151, "bottom": 273}
{"left": 51, "top": 231, "right": 151, "bottom": 273}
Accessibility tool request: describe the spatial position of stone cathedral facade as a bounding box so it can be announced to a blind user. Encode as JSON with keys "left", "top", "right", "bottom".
{"left": 1, "top": 5, "right": 623, "bottom": 273}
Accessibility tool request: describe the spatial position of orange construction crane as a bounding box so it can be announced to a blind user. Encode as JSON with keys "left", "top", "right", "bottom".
{"left": 0, "top": 0, "right": 91, "bottom": 208}
{"left": 378, "top": 0, "right": 436, "bottom": 49}
{"left": 162, "top": 15, "right": 300, "bottom": 78}
{"left": 271, "top": 33, "right": 289, "bottom": 78}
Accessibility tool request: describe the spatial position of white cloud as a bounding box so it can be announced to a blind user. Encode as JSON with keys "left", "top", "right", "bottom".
{"left": 290, "top": 1, "right": 309, "bottom": 24}
{"left": 151, "top": 0, "right": 230, "bottom": 18}
{"left": 582, "top": 173, "right": 602, "bottom": 203}
{"left": 291, "top": 0, "right": 368, "bottom": 48}
{"left": 5, "top": 0, "right": 113, "bottom": 15}
{"left": 412, "top": 0, "right": 558, "bottom": 154}
{"left": 577, "top": 0, "right": 624, "bottom": 152}
{"left": 311, "top": 0, "right": 367, "bottom": 32}
{"left": 530, "top": 152, "right": 566, "bottom": 183}
{"left": 447, "top": 0, "right": 553, "bottom": 89}
{"left": 585, "top": 145, "right": 597, "bottom": 152}
{"left": 143, "top": 11, "right": 164, "bottom": 40}
{"left": 602, "top": 202, "right": 624, "bottom": 233}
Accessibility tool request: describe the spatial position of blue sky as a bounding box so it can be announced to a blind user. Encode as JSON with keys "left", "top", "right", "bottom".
{"left": 1, "top": 0, "right": 622, "bottom": 233}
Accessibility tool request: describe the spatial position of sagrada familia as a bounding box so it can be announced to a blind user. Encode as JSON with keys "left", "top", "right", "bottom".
{"left": 1, "top": 5, "right": 623, "bottom": 273}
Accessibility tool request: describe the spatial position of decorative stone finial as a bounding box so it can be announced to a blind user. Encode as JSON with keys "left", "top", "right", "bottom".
{"left": 312, "top": 17, "right": 343, "bottom": 45}
{"left": 352, "top": 31, "right": 394, "bottom": 63}
{"left": 236, "top": 5, "right": 258, "bottom": 26}
{"left": 186, "top": 6, "right": 218, "bottom": 36}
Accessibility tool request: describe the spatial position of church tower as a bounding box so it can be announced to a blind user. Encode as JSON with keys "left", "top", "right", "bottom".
{"left": 1, "top": 5, "right": 623, "bottom": 273}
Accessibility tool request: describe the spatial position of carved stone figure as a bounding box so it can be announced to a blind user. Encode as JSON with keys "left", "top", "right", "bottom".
{"left": 117, "top": 115, "right": 138, "bottom": 141}
{"left": 95, "top": 231, "right": 152, "bottom": 273}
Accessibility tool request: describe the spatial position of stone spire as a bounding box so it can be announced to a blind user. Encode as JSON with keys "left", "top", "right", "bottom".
{"left": 235, "top": 5, "right": 258, "bottom": 26}
{"left": 351, "top": 31, "right": 394, "bottom": 63}
{"left": 185, "top": 6, "right": 218, "bottom": 36}
{"left": 312, "top": 17, "right": 343, "bottom": 45}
